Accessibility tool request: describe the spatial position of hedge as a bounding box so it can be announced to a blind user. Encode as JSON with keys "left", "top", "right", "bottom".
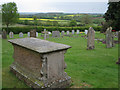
{"left": 2, "top": 26, "right": 102, "bottom": 34}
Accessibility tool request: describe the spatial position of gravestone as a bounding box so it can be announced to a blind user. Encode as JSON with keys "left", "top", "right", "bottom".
{"left": 106, "top": 27, "right": 114, "bottom": 48}
{"left": 8, "top": 38, "right": 71, "bottom": 88}
{"left": 76, "top": 30, "right": 80, "bottom": 34}
{"left": 19, "top": 32, "right": 23, "bottom": 38}
{"left": 41, "top": 29, "right": 49, "bottom": 39}
{"left": 9, "top": 31, "right": 14, "bottom": 38}
{"left": 52, "top": 31, "right": 60, "bottom": 37}
{"left": 87, "top": 27, "right": 95, "bottom": 50}
{"left": 30, "top": 29, "right": 36, "bottom": 38}
{"left": 44, "top": 29, "right": 47, "bottom": 40}
{"left": 72, "top": 30, "right": 74, "bottom": 34}
{"left": 85, "top": 30, "right": 88, "bottom": 35}
{"left": 116, "top": 31, "right": 120, "bottom": 64}
{"left": 36, "top": 32, "right": 38, "bottom": 37}
{"left": 28, "top": 32, "right": 30, "bottom": 37}
{"left": 2, "top": 30, "right": 7, "bottom": 39}
{"left": 61, "top": 31, "right": 64, "bottom": 37}
{"left": 48, "top": 32, "right": 51, "bottom": 34}
{"left": 66, "top": 31, "right": 69, "bottom": 35}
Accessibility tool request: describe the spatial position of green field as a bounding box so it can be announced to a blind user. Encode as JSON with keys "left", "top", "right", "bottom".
{"left": 2, "top": 32, "right": 118, "bottom": 88}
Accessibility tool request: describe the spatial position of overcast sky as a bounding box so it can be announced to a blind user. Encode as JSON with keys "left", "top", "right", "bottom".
{"left": 0, "top": 0, "right": 108, "bottom": 13}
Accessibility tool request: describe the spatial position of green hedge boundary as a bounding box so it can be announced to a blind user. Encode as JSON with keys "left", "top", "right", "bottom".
{"left": 2, "top": 26, "right": 102, "bottom": 34}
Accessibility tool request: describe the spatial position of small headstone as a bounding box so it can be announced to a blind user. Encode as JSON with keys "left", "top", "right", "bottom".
{"left": 19, "top": 32, "right": 23, "bottom": 38}
{"left": 72, "top": 30, "right": 74, "bottom": 34}
{"left": 76, "top": 30, "right": 80, "bottom": 34}
{"left": 30, "top": 29, "right": 36, "bottom": 38}
{"left": 52, "top": 31, "right": 60, "bottom": 37}
{"left": 36, "top": 32, "right": 38, "bottom": 37}
{"left": 48, "top": 32, "right": 51, "bottom": 34}
{"left": 106, "top": 27, "right": 114, "bottom": 48}
{"left": 85, "top": 30, "right": 88, "bottom": 35}
{"left": 87, "top": 27, "right": 95, "bottom": 50}
{"left": 61, "top": 31, "right": 64, "bottom": 37}
{"left": 2, "top": 30, "right": 7, "bottom": 39}
{"left": 9, "top": 31, "right": 14, "bottom": 38}
{"left": 28, "top": 32, "right": 30, "bottom": 37}
{"left": 67, "top": 31, "right": 69, "bottom": 35}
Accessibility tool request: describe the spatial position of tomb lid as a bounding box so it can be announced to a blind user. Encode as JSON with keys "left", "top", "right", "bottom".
{"left": 8, "top": 38, "right": 71, "bottom": 53}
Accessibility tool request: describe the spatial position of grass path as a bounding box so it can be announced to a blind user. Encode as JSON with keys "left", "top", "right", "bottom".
{"left": 2, "top": 32, "right": 118, "bottom": 88}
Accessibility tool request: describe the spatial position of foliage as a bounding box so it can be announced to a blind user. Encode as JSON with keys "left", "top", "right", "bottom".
{"left": 69, "top": 20, "right": 77, "bottom": 27}
{"left": 104, "top": 2, "right": 120, "bottom": 31}
{"left": 2, "top": 2, "right": 19, "bottom": 32}
{"left": 81, "top": 15, "right": 93, "bottom": 25}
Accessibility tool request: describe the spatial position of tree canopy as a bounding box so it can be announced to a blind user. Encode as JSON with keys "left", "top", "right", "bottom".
{"left": 104, "top": 2, "right": 120, "bottom": 31}
{"left": 2, "top": 2, "right": 19, "bottom": 32}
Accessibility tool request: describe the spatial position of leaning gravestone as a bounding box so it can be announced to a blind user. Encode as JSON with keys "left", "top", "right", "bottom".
{"left": 76, "top": 30, "right": 80, "bottom": 34}
{"left": 87, "top": 27, "right": 95, "bottom": 50}
{"left": 52, "top": 31, "right": 60, "bottom": 37}
{"left": 30, "top": 29, "right": 36, "bottom": 38}
{"left": 2, "top": 30, "right": 7, "bottom": 39}
{"left": 28, "top": 32, "right": 30, "bottom": 37}
{"left": 9, "top": 31, "right": 14, "bottom": 38}
{"left": 106, "top": 27, "right": 114, "bottom": 48}
{"left": 19, "top": 32, "right": 23, "bottom": 38}
{"left": 72, "top": 30, "right": 74, "bottom": 34}
{"left": 8, "top": 38, "right": 71, "bottom": 88}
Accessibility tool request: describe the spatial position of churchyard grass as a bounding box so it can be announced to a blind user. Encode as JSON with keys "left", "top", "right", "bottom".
{"left": 2, "top": 32, "right": 118, "bottom": 88}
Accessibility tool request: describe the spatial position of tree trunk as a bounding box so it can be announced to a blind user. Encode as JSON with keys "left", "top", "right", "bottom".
{"left": 6, "top": 24, "right": 9, "bottom": 34}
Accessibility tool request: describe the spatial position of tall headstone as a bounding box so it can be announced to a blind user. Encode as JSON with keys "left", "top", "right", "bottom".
{"left": 2, "top": 30, "right": 7, "bottom": 39}
{"left": 44, "top": 29, "right": 47, "bottom": 40}
{"left": 87, "top": 27, "right": 95, "bottom": 50}
{"left": 9, "top": 31, "right": 14, "bottom": 38}
{"left": 76, "top": 30, "right": 80, "bottom": 34}
{"left": 67, "top": 31, "right": 69, "bottom": 35}
{"left": 28, "top": 32, "right": 30, "bottom": 37}
{"left": 72, "top": 30, "right": 74, "bottom": 34}
{"left": 19, "top": 32, "right": 23, "bottom": 38}
{"left": 36, "top": 32, "right": 38, "bottom": 37}
{"left": 52, "top": 31, "right": 60, "bottom": 37}
{"left": 116, "top": 31, "right": 120, "bottom": 64}
{"left": 106, "top": 27, "right": 114, "bottom": 48}
{"left": 30, "top": 29, "right": 36, "bottom": 38}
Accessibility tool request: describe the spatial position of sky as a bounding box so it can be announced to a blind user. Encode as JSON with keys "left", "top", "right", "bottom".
{"left": 0, "top": 0, "right": 108, "bottom": 13}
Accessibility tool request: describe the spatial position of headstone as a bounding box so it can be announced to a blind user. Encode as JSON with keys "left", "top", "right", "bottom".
{"left": 72, "top": 30, "right": 74, "bottom": 34}
{"left": 85, "top": 30, "right": 88, "bottom": 35}
{"left": 66, "top": 31, "right": 69, "bottom": 35}
{"left": 8, "top": 38, "right": 72, "bottom": 88}
{"left": 2, "top": 30, "right": 7, "bottom": 39}
{"left": 9, "top": 31, "right": 14, "bottom": 38}
{"left": 76, "top": 30, "right": 80, "bottom": 34}
{"left": 87, "top": 27, "right": 95, "bottom": 50}
{"left": 106, "top": 27, "right": 114, "bottom": 48}
{"left": 44, "top": 29, "right": 47, "bottom": 40}
{"left": 52, "top": 31, "right": 60, "bottom": 37}
{"left": 48, "top": 32, "right": 51, "bottom": 34}
{"left": 19, "top": 32, "right": 23, "bottom": 38}
{"left": 61, "top": 31, "right": 64, "bottom": 37}
{"left": 36, "top": 32, "right": 38, "bottom": 37}
{"left": 28, "top": 32, "right": 30, "bottom": 37}
{"left": 116, "top": 31, "right": 120, "bottom": 64}
{"left": 30, "top": 29, "right": 36, "bottom": 38}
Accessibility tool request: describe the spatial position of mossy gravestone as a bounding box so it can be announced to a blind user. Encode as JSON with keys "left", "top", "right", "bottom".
{"left": 8, "top": 38, "right": 72, "bottom": 88}
{"left": 30, "top": 29, "right": 36, "bottom": 38}
{"left": 87, "top": 27, "right": 95, "bottom": 50}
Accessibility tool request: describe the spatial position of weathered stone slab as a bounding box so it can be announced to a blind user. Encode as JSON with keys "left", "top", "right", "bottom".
{"left": 9, "top": 31, "right": 14, "bottom": 38}
{"left": 2, "top": 30, "right": 7, "bottom": 39}
{"left": 30, "top": 29, "right": 36, "bottom": 38}
{"left": 52, "top": 31, "right": 60, "bottom": 37}
{"left": 87, "top": 27, "right": 95, "bottom": 50}
{"left": 8, "top": 38, "right": 71, "bottom": 88}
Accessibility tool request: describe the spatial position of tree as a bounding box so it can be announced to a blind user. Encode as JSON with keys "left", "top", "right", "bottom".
{"left": 104, "top": 2, "right": 120, "bottom": 31}
{"left": 69, "top": 20, "right": 77, "bottom": 29}
{"left": 2, "top": 2, "right": 19, "bottom": 32}
{"left": 81, "top": 15, "right": 92, "bottom": 25}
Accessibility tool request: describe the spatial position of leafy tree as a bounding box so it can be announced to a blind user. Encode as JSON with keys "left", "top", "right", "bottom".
{"left": 81, "top": 15, "right": 92, "bottom": 25}
{"left": 104, "top": 2, "right": 120, "bottom": 31}
{"left": 2, "top": 2, "right": 19, "bottom": 32}
{"left": 69, "top": 20, "right": 77, "bottom": 29}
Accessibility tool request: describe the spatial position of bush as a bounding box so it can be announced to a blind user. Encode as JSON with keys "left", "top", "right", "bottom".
{"left": 2, "top": 26, "right": 102, "bottom": 34}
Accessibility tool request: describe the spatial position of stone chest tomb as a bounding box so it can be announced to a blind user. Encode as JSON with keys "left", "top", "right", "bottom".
{"left": 8, "top": 38, "right": 71, "bottom": 88}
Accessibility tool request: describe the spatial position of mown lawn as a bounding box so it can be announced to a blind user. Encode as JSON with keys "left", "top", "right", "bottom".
{"left": 2, "top": 32, "right": 118, "bottom": 88}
